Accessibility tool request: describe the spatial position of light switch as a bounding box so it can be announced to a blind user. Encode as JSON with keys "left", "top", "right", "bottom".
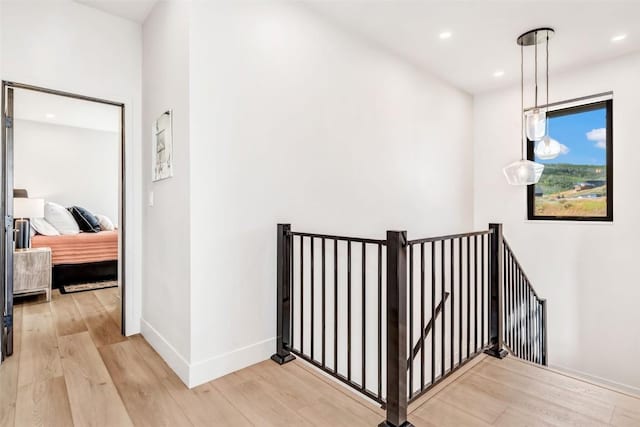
{"left": 148, "top": 191, "right": 154, "bottom": 207}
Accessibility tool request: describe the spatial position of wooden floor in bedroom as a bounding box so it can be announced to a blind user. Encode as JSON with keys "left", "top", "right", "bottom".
{"left": 1, "top": 288, "right": 640, "bottom": 426}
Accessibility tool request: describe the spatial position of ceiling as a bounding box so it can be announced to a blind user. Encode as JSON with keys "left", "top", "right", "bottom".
{"left": 13, "top": 88, "right": 121, "bottom": 133}
{"left": 74, "top": 0, "right": 157, "bottom": 23}
{"left": 306, "top": 1, "right": 640, "bottom": 94}
{"left": 68, "top": 1, "right": 640, "bottom": 94}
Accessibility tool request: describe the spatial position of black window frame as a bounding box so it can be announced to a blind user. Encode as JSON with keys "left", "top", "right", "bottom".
{"left": 527, "top": 99, "right": 613, "bottom": 222}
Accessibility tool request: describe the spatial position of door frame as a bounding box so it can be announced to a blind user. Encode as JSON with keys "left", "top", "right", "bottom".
{"left": 1, "top": 81, "right": 127, "bottom": 361}
{"left": 1, "top": 83, "right": 14, "bottom": 359}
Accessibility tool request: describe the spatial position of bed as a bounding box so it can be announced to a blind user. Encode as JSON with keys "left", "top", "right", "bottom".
{"left": 32, "top": 230, "right": 119, "bottom": 287}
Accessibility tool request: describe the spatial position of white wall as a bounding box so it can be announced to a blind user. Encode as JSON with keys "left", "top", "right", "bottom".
{"left": 187, "top": 0, "right": 473, "bottom": 386}
{"left": 473, "top": 52, "right": 640, "bottom": 393}
{"left": 140, "top": 0, "right": 192, "bottom": 382}
{"left": 14, "top": 119, "right": 119, "bottom": 221}
{"left": 1, "top": 0, "right": 143, "bottom": 334}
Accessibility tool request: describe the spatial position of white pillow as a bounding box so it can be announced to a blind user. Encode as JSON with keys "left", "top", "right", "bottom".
{"left": 30, "top": 217, "right": 60, "bottom": 236}
{"left": 44, "top": 202, "right": 79, "bottom": 235}
{"left": 95, "top": 214, "right": 115, "bottom": 231}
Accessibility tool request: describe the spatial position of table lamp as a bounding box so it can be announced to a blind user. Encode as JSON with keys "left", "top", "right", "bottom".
{"left": 14, "top": 198, "right": 44, "bottom": 250}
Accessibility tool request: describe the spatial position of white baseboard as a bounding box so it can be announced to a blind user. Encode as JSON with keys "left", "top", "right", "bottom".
{"left": 188, "top": 337, "right": 275, "bottom": 388}
{"left": 125, "top": 316, "right": 141, "bottom": 336}
{"left": 137, "top": 325, "right": 275, "bottom": 389}
{"left": 550, "top": 363, "right": 640, "bottom": 397}
{"left": 140, "top": 318, "right": 191, "bottom": 386}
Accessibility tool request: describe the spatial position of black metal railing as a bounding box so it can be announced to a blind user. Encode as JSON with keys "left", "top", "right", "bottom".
{"left": 272, "top": 223, "right": 546, "bottom": 427}
{"left": 406, "top": 230, "right": 492, "bottom": 404}
{"left": 271, "top": 224, "right": 388, "bottom": 405}
{"left": 502, "top": 238, "right": 547, "bottom": 366}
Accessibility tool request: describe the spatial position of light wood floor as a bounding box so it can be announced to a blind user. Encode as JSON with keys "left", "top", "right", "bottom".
{"left": 2, "top": 289, "right": 640, "bottom": 426}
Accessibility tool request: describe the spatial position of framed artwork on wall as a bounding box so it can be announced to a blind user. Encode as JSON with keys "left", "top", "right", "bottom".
{"left": 152, "top": 110, "right": 173, "bottom": 182}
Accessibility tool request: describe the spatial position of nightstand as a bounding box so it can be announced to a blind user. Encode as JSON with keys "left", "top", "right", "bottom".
{"left": 14, "top": 247, "right": 52, "bottom": 302}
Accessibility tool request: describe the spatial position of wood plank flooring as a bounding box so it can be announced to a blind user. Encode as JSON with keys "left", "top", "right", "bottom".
{"left": 409, "top": 356, "right": 640, "bottom": 426}
{"left": 2, "top": 288, "right": 640, "bottom": 426}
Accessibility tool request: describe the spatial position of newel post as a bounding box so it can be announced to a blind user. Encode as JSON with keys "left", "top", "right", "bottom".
{"left": 380, "top": 231, "right": 414, "bottom": 427}
{"left": 485, "top": 223, "right": 508, "bottom": 359}
{"left": 271, "top": 224, "right": 295, "bottom": 365}
{"left": 541, "top": 299, "right": 548, "bottom": 366}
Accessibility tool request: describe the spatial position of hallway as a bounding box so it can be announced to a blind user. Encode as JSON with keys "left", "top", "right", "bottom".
{"left": 1, "top": 289, "right": 640, "bottom": 426}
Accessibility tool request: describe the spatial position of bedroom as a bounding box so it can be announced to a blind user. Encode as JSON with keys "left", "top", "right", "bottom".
{"left": 10, "top": 85, "right": 123, "bottom": 332}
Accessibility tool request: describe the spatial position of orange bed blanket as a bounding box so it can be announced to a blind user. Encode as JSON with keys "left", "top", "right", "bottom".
{"left": 32, "top": 231, "right": 119, "bottom": 265}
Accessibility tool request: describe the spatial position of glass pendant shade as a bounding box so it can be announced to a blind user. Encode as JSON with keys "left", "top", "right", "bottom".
{"left": 502, "top": 159, "right": 544, "bottom": 186}
{"left": 525, "top": 108, "right": 546, "bottom": 141}
{"left": 534, "top": 136, "right": 563, "bottom": 160}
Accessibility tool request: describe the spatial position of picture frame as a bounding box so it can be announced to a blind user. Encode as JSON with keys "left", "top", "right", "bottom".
{"left": 152, "top": 110, "right": 173, "bottom": 182}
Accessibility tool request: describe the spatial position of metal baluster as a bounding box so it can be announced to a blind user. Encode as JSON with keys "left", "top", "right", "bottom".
{"left": 431, "top": 241, "right": 436, "bottom": 385}
{"left": 542, "top": 299, "right": 548, "bottom": 366}
{"left": 421, "top": 242, "right": 426, "bottom": 390}
{"left": 524, "top": 283, "right": 528, "bottom": 361}
{"left": 362, "top": 242, "right": 366, "bottom": 390}
{"left": 539, "top": 300, "right": 543, "bottom": 365}
{"left": 322, "top": 238, "right": 326, "bottom": 367}
{"left": 347, "top": 240, "right": 352, "bottom": 380}
{"left": 458, "top": 237, "right": 463, "bottom": 366}
{"left": 311, "top": 238, "right": 315, "bottom": 359}
{"left": 535, "top": 299, "right": 540, "bottom": 364}
{"left": 510, "top": 250, "right": 515, "bottom": 352}
{"left": 291, "top": 234, "right": 295, "bottom": 350}
{"left": 377, "top": 243, "right": 382, "bottom": 399}
{"left": 481, "top": 234, "right": 485, "bottom": 348}
{"left": 518, "top": 268, "right": 523, "bottom": 358}
{"left": 528, "top": 287, "right": 532, "bottom": 362}
{"left": 301, "top": 236, "right": 305, "bottom": 354}
{"left": 441, "top": 239, "right": 446, "bottom": 378}
{"left": 334, "top": 239, "right": 338, "bottom": 373}
{"left": 512, "top": 251, "right": 517, "bottom": 356}
{"left": 508, "top": 249, "right": 512, "bottom": 352}
{"left": 503, "top": 245, "right": 513, "bottom": 349}
{"left": 450, "top": 238, "right": 455, "bottom": 372}
{"left": 466, "top": 236, "right": 470, "bottom": 359}
{"left": 409, "top": 244, "right": 414, "bottom": 398}
{"left": 474, "top": 235, "right": 478, "bottom": 353}
{"left": 503, "top": 246, "right": 508, "bottom": 349}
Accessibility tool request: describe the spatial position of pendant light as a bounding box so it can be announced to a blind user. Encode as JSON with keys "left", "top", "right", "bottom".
{"left": 503, "top": 28, "right": 554, "bottom": 186}
{"left": 534, "top": 30, "right": 563, "bottom": 160}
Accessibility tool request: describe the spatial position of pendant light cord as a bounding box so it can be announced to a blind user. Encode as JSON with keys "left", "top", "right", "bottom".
{"left": 546, "top": 32, "right": 550, "bottom": 135}
{"left": 534, "top": 36, "right": 538, "bottom": 108}
{"left": 521, "top": 42, "right": 524, "bottom": 160}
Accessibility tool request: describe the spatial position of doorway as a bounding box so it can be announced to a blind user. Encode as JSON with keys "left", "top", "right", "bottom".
{"left": 1, "top": 81, "right": 126, "bottom": 361}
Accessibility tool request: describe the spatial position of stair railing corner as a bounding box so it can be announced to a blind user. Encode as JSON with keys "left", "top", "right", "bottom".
{"left": 271, "top": 223, "right": 296, "bottom": 365}
{"left": 484, "top": 223, "right": 508, "bottom": 359}
{"left": 379, "top": 230, "right": 414, "bottom": 427}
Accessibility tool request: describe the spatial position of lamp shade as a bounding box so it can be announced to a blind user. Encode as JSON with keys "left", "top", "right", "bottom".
{"left": 525, "top": 109, "right": 546, "bottom": 141}
{"left": 14, "top": 198, "right": 45, "bottom": 218}
{"left": 502, "top": 160, "right": 544, "bottom": 186}
{"left": 534, "top": 136, "right": 564, "bottom": 160}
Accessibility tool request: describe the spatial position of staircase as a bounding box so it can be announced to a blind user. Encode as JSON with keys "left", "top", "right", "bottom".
{"left": 271, "top": 222, "right": 546, "bottom": 426}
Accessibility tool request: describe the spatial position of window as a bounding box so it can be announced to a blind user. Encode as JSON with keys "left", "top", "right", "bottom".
{"left": 527, "top": 99, "right": 613, "bottom": 221}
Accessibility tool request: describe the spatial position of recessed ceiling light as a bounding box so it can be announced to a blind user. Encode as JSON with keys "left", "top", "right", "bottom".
{"left": 493, "top": 70, "right": 505, "bottom": 78}
{"left": 611, "top": 34, "right": 627, "bottom": 42}
{"left": 439, "top": 31, "right": 452, "bottom": 40}
{"left": 45, "top": 113, "right": 56, "bottom": 119}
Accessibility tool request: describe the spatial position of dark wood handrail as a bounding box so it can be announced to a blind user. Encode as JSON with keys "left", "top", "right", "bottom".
{"left": 287, "top": 231, "right": 386, "bottom": 245}
{"left": 407, "top": 229, "right": 493, "bottom": 245}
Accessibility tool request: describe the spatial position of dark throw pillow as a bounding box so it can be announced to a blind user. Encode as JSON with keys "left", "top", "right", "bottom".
{"left": 68, "top": 206, "right": 101, "bottom": 233}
